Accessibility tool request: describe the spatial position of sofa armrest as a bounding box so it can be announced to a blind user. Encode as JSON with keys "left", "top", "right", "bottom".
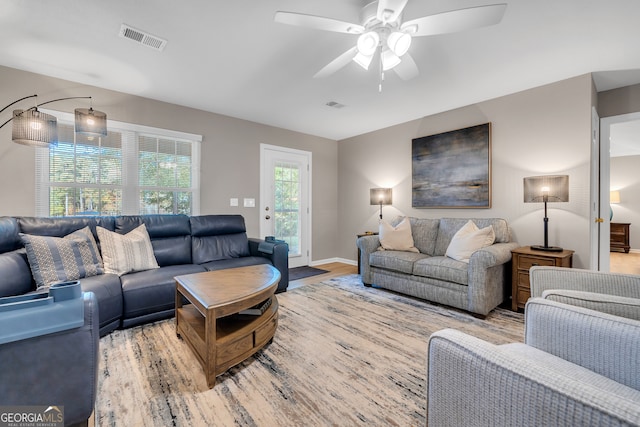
{"left": 469, "top": 242, "right": 519, "bottom": 268}
{"left": 530, "top": 266, "right": 640, "bottom": 299}
{"left": 0, "top": 292, "right": 99, "bottom": 426}
{"left": 248, "top": 238, "right": 289, "bottom": 293}
{"left": 525, "top": 297, "right": 640, "bottom": 391}
{"left": 356, "top": 235, "right": 380, "bottom": 284}
{"left": 427, "top": 328, "right": 640, "bottom": 426}
{"left": 541, "top": 289, "right": 640, "bottom": 321}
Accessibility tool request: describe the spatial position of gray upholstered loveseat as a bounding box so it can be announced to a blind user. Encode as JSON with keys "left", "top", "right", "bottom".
{"left": 356, "top": 217, "right": 518, "bottom": 316}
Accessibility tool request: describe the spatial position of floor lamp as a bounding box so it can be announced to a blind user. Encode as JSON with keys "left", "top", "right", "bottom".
{"left": 523, "top": 175, "right": 569, "bottom": 252}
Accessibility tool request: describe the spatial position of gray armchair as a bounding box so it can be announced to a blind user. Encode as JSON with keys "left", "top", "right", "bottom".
{"left": 427, "top": 297, "right": 640, "bottom": 426}
{"left": 530, "top": 266, "right": 640, "bottom": 320}
{"left": 0, "top": 292, "right": 99, "bottom": 427}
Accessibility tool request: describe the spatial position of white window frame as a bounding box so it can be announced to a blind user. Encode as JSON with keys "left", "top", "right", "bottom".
{"left": 36, "top": 109, "right": 202, "bottom": 216}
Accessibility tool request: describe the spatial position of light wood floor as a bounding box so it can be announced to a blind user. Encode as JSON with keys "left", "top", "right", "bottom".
{"left": 610, "top": 251, "right": 640, "bottom": 275}
{"left": 288, "top": 262, "right": 357, "bottom": 289}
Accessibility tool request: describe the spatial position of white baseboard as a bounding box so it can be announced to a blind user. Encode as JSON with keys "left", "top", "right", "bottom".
{"left": 309, "top": 257, "right": 357, "bottom": 267}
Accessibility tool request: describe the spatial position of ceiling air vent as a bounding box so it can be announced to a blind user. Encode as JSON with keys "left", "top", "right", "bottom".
{"left": 326, "top": 101, "right": 345, "bottom": 109}
{"left": 119, "top": 24, "right": 167, "bottom": 51}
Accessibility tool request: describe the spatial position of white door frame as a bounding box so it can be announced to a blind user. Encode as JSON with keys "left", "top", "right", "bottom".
{"left": 595, "top": 111, "right": 640, "bottom": 271}
{"left": 259, "top": 143, "right": 312, "bottom": 268}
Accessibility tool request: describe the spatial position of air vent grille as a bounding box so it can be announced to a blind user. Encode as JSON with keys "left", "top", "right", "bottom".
{"left": 119, "top": 24, "right": 167, "bottom": 51}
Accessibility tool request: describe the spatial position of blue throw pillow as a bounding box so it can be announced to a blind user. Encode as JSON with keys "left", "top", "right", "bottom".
{"left": 20, "top": 226, "right": 104, "bottom": 288}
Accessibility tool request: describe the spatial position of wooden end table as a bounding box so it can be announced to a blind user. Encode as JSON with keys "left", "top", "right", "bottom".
{"left": 175, "top": 264, "right": 280, "bottom": 388}
{"left": 511, "top": 246, "right": 573, "bottom": 311}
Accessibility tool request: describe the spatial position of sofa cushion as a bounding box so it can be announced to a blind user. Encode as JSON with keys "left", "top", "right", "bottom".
{"left": 413, "top": 256, "right": 469, "bottom": 285}
{"left": 445, "top": 220, "right": 495, "bottom": 263}
{"left": 370, "top": 250, "right": 429, "bottom": 274}
{"left": 120, "top": 264, "right": 206, "bottom": 321}
{"left": 20, "top": 226, "right": 104, "bottom": 288}
{"left": 190, "top": 215, "right": 250, "bottom": 264}
{"left": 0, "top": 250, "right": 34, "bottom": 297}
{"left": 379, "top": 217, "right": 419, "bottom": 252}
{"left": 97, "top": 224, "right": 159, "bottom": 276}
{"left": 434, "top": 218, "right": 509, "bottom": 256}
{"left": 201, "top": 256, "right": 272, "bottom": 272}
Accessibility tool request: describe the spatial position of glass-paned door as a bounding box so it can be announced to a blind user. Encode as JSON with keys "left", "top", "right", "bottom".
{"left": 260, "top": 144, "right": 311, "bottom": 268}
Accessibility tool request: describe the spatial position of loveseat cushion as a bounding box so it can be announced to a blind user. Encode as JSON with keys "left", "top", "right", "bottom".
{"left": 369, "top": 250, "right": 429, "bottom": 274}
{"left": 407, "top": 217, "right": 440, "bottom": 255}
{"left": 190, "top": 215, "right": 251, "bottom": 264}
{"left": 413, "top": 256, "right": 469, "bottom": 285}
{"left": 434, "top": 218, "right": 510, "bottom": 256}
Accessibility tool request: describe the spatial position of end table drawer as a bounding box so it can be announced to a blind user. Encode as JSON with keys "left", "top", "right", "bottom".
{"left": 255, "top": 311, "right": 278, "bottom": 345}
{"left": 218, "top": 334, "right": 254, "bottom": 365}
{"left": 518, "top": 255, "right": 555, "bottom": 270}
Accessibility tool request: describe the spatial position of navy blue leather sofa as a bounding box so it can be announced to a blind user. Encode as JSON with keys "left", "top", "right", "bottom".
{"left": 0, "top": 214, "right": 289, "bottom": 337}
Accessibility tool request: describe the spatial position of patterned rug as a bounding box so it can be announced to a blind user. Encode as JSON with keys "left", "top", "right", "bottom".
{"left": 95, "top": 275, "right": 524, "bottom": 426}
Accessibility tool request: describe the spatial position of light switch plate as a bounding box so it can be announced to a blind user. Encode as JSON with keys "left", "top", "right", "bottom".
{"left": 243, "top": 198, "right": 255, "bottom": 208}
{"left": 230, "top": 198, "right": 238, "bottom": 207}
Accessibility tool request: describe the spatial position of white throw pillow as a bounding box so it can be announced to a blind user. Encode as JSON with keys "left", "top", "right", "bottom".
{"left": 97, "top": 224, "right": 159, "bottom": 276}
{"left": 379, "top": 217, "right": 419, "bottom": 253}
{"left": 445, "top": 220, "right": 495, "bottom": 263}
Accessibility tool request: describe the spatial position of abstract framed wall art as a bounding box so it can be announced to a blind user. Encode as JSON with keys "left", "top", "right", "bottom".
{"left": 412, "top": 123, "right": 491, "bottom": 208}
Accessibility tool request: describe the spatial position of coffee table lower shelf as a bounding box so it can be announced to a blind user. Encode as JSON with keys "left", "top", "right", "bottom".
{"left": 176, "top": 298, "right": 278, "bottom": 388}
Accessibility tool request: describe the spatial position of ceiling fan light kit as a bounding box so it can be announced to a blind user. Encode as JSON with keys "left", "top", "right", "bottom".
{"left": 274, "top": 1, "right": 507, "bottom": 91}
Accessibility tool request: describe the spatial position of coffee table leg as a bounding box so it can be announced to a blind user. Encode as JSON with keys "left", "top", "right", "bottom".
{"left": 175, "top": 286, "right": 183, "bottom": 337}
{"left": 206, "top": 310, "right": 217, "bottom": 388}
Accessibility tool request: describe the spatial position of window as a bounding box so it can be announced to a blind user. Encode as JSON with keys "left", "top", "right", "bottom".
{"left": 36, "top": 111, "right": 201, "bottom": 217}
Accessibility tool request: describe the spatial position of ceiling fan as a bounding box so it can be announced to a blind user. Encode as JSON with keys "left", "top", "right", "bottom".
{"left": 274, "top": 0, "right": 507, "bottom": 90}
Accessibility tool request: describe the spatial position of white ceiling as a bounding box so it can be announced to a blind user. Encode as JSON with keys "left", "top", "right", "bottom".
{"left": 1, "top": 0, "right": 640, "bottom": 141}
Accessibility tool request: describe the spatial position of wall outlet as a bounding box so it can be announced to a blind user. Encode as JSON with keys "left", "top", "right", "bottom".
{"left": 230, "top": 198, "right": 238, "bottom": 207}
{"left": 244, "top": 198, "right": 255, "bottom": 208}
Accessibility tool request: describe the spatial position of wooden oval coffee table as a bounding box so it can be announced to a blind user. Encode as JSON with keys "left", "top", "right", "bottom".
{"left": 174, "top": 264, "right": 280, "bottom": 388}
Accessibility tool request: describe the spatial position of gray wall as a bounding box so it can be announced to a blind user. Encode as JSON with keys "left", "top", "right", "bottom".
{"left": 610, "top": 155, "right": 640, "bottom": 251}
{"left": 0, "top": 65, "right": 339, "bottom": 262}
{"left": 598, "top": 83, "right": 640, "bottom": 118}
{"left": 338, "top": 74, "right": 594, "bottom": 268}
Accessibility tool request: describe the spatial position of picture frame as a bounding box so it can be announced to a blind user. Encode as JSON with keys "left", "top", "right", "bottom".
{"left": 412, "top": 123, "right": 491, "bottom": 208}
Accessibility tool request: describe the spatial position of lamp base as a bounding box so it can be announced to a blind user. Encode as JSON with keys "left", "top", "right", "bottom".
{"left": 530, "top": 245, "right": 564, "bottom": 252}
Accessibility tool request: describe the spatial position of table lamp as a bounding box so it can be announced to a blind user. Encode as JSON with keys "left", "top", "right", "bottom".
{"left": 523, "top": 175, "right": 569, "bottom": 252}
{"left": 370, "top": 188, "right": 392, "bottom": 220}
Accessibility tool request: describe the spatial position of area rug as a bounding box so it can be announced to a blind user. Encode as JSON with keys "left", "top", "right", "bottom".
{"left": 95, "top": 275, "right": 524, "bottom": 426}
{"left": 288, "top": 265, "right": 329, "bottom": 281}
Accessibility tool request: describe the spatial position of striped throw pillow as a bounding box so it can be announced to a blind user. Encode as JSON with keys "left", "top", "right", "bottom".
{"left": 97, "top": 224, "right": 159, "bottom": 276}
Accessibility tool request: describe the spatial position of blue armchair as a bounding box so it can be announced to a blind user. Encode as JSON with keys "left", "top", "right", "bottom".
{"left": 0, "top": 292, "right": 99, "bottom": 427}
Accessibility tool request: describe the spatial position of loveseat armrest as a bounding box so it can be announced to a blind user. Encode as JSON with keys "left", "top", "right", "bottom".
{"left": 356, "top": 234, "right": 381, "bottom": 284}
{"left": 466, "top": 242, "right": 519, "bottom": 315}
{"left": 525, "top": 297, "right": 640, "bottom": 391}
{"left": 427, "top": 328, "right": 640, "bottom": 426}
{"left": 249, "top": 238, "right": 289, "bottom": 293}
{"left": 530, "top": 266, "right": 640, "bottom": 299}
{"left": 0, "top": 292, "right": 99, "bottom": 426}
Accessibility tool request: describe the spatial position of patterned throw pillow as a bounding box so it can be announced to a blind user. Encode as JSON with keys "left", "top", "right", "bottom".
{"left": 97, "top": 224, "right": 159, "bottom": 276}
{"left": 20, "top": 226, "right": 104, "bottom": 289}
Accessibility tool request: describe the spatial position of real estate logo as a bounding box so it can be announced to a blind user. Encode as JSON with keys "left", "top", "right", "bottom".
{"left": 0, "top": 405, "right": 64, "bottom": 427}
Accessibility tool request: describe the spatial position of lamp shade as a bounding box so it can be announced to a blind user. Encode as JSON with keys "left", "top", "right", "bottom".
{"left": 523, "top": 175, "right": 569, "bottom": 203}
{"left": 370, "top": 188, "right": 392, "bottom": 205}
{"left": 75, "top": 107, "right": 107, "bottom": 136}
{"left": 610, "top": 190, "right": 621, "bottom": 204}
{"left": 11, "top": 109, "right": 57, "bottom": 147}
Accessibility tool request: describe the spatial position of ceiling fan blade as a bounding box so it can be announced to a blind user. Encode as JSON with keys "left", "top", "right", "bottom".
{"left": 376, "top": 0, "right": 409, "bottom": 23}
{"left": 401, "top": 3, "right": 507, "bottom": 37}
{"left": 274, "top": 11, "right": 364, "bottom": 34}
{"left": 314, "top": 46, "right": 358, "bottom": 78}
{"left": 393, "top": 53, "right": 419, "bottom": 81}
